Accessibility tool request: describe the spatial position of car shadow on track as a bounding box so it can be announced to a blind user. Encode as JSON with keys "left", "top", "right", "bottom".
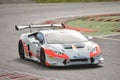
{"left": 48, "top": 65, "right": 103, "bottom": 70}
{"left": 14, "top": 58, "right": 103, "bottom": 70}
{"left": 14, "top": 58, "right": 47, "bottom": 70}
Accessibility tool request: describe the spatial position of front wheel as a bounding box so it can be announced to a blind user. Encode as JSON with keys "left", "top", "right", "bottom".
{"left": 40, "top": 48, "right": 46, "bottom": 66}
{"left": 18, "top": 41, "right": 25, "bottom": 59}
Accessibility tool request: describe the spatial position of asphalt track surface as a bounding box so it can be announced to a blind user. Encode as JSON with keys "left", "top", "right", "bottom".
{"left": 0, "top": 1, "right": 120, "bottom": 80}
{"left": 0, "top": 0, "right": 34, "bottom": 4}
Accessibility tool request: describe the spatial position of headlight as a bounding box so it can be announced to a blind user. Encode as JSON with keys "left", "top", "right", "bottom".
{"left": 92, "top": 47, "right": 97, "bottom": 53}
{"left": 48, "top": 46, "right": 65, "bottom": 55}
{"left": 90, "top": 46, "right": 101, "bottom": 57}
{"left": 54, "top": 50, "right": 64, "bottom": 54}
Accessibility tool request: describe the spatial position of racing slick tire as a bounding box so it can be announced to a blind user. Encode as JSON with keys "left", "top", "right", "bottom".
{"left": 18, "top": 41, "right": 25, "bottom": 59}
{"left": 40, "top": 48, "right": 46, "bottom": 67}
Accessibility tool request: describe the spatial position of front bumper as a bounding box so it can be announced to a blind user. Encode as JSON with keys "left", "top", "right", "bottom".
{"left": 46, "top": 54, "right": 104, "bottom": 66}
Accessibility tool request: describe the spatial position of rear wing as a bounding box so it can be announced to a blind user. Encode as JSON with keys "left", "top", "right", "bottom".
{"left": 15, "top": 23, "right": 65, "bottom": 32}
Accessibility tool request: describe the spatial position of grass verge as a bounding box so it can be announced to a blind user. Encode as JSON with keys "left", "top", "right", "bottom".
{"left": 33, "top": 0, "right": 120, "bottom": 3}
{"left": 66, "top": 16, "right": 120, "bottom": 36}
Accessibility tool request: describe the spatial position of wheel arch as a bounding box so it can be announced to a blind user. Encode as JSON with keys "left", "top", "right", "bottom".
{"left": 18, "top": 39, "right": 25, "bottom": 59}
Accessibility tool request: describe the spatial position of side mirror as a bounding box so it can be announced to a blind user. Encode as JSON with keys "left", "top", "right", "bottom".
{"left": 87, "top": 36, "right": 93, "bottom": 40}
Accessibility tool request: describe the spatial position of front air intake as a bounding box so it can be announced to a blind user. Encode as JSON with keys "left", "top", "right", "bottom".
{"left": 90, "top": 57, "right": 94, "bottom": 63}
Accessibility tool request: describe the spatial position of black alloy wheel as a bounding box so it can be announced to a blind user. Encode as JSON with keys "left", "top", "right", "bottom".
{"left": 18, "top": 41, "right": 25, "bottom": 59}
{"left": 40, "top": 48, "right": 46, "bottom": 66}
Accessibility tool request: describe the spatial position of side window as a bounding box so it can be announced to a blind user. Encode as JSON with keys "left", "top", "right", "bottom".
{"left": 36, "top": 33, "right": 44, "bottom": 44}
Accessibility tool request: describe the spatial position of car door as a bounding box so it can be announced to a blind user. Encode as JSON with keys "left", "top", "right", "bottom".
{"left": 27, "top": 33, "right": 41, "bottom": 59}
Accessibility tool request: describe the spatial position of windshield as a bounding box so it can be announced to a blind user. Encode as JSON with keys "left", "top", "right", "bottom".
{"left": 45, "top": 30, "right": 88, "bottom": 44}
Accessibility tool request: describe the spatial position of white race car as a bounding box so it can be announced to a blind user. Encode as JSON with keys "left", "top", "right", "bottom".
{"left": 15, "top": 23, "right": 104, "bottom": 67}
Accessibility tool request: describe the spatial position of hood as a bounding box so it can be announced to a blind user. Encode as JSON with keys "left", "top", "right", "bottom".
{"left": 45, "top": 41, "right": 97, "bottom": 59}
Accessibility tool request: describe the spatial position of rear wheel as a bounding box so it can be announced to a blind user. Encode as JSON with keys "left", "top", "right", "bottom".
{"left": 18, "top": 41, "right": 25, "bottom": 59}
{"left": 40, "top": 48, "right": 46, "bottom": 66}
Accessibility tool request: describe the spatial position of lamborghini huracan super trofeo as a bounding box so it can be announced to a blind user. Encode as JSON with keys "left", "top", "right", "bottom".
{"left": 15, "top": 23, "right": 104, "bottom": 67}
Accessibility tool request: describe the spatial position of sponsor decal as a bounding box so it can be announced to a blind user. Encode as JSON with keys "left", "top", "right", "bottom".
{"left": 73, "top": 55, "right": 87, "bottom": 59}
{"left": 48, "top": 56, "right": 54, "bottom": 58}
{"left": 73, "top": 56, "right": 77, "bottom": 59}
